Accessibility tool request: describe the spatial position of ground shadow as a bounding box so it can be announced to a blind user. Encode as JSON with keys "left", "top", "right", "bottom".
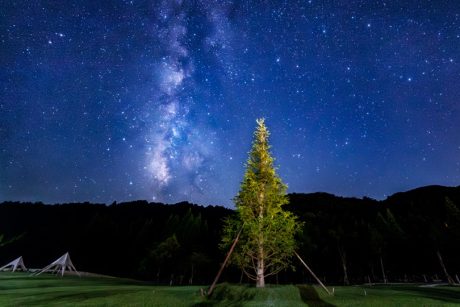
{"left": 297, "top": 284, "right": 335, "bottom": 307}
{"left": 192, "top": 284, "right": 256, "bottom": 307}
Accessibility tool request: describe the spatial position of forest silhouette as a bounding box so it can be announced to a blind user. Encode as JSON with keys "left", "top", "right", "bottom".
{"left": 0, "top": 184, "right": 459, "bottom": 285}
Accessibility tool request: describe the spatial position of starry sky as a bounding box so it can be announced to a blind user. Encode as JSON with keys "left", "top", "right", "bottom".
{"left": 1, "top": 1, "right": 459, "bottom": 207}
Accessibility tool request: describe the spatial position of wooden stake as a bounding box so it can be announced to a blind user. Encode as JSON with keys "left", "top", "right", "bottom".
{"left": 208, "top": 226, "right": 243, "bottom": 297}
{"left": 294, "top": 251, "right": 332, "bottom": 295}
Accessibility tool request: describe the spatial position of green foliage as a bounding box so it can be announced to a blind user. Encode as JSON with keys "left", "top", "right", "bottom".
{"left": 369, "top": 208, "right": 404, "bottom": 256}
{"left": 152, "top": 234, "right": 181, "bottom": 263}
{"left": 140, "top": 234, "right": 181, "bottom": 278}
{"left": 1, "top": 186, "right": 460, "bottom": 284}
{"left": 221, "top": 118, "right": 301, "bottom": 283}
{"left": 445, "top": 197, "right": 460, "bottom": 238}
{"left": 382, "top": 209, "right": 405, "bottom": 238}
{"left": 0, "top": 232, "right": 24, "bottom": 247}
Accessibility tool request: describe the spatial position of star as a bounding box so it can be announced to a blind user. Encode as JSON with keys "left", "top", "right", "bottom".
{"left": 0, "top": 0, "right": 458, "bottom": 206}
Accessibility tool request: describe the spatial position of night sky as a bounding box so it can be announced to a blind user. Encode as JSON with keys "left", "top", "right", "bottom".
{"left": 1, "top": 1, "right": 459, "bottom": 207}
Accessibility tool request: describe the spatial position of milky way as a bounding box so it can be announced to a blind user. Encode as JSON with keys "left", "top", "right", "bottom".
{"left": 145, "top": 0, "right": 215, "bottom": 200}
{"left": 1, "top": 1, "right": 459, "bottom": 207}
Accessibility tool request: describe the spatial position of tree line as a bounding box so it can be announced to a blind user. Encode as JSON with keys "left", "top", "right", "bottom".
{"left": 0, "top": 184, "right": 459, "bottom": 285}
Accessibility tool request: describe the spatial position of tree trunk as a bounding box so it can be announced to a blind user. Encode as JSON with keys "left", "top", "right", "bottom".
{"left": 370, "top": 263, "right": 376, "bottom": 281}
{"left": 339, "top": 248, "right": 349, "bottom": 285}
{"left": 436, "top": 250, "right": 455, "bottom": 285}
{"left": 379, "top": 256, "right": 387, "bottom": 284}
{"left": 189, "top": 263, "right": 194, "bottom": 285}
{"left": 256, "top": 192, "right": 265, "bottom": 288}
{"left": 256, "top": 250, "right": 265, "bottom": 287}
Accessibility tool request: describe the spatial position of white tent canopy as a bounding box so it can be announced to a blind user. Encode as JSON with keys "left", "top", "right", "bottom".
{"left": 34, "top": 252, "right": 80, "bottom": 277}
{"left": 0, "top": 256, "right": 27, "bottom": 272}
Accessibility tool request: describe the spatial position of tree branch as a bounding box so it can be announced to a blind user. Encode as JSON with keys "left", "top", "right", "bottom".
{"left": 242, "top": 267, "right": 257, "bottom": 280}
{"left": 264, "top": 267, "right": 284, "bottom": 278}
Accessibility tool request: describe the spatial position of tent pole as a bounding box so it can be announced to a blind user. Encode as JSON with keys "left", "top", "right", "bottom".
{"left": 294, "top": 251, "right": 332, "bottom": 295}
{"left": 208, "top": 225, "right": 243, "bottom": 297}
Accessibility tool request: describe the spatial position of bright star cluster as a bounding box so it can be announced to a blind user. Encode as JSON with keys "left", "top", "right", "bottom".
{"left": 1, "top": 1, "right": 459, "bottom": 206}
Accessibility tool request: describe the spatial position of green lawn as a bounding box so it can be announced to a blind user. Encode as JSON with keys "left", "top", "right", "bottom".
{"left": 298, "top": 284, "right": 460, "bottom": 307}
{"left": 0, "top": 272, "right": 203, "bottom": 306}
{"left": 205, "top": 283, "right": 460, "bottom": 306}
{"left": 1, "top": 272, "right": 460, "bottom": 306}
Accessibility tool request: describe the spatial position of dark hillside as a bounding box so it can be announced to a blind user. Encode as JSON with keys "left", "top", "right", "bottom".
{"left": 1, "top": 185, "right": 460, "bottom": 285}
{"left": 0, "top": 201, "right": 231, "bottom": 284}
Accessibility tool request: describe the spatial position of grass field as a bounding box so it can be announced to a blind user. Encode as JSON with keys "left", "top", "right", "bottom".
{"left": 1, "top": 272, "right": 460, "bottom": 306}
{"left": 205, "top": 283, "right": 460, "bottom": 306}
{"left": 0, "top": 272, "right": 203, "bottom": 306}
